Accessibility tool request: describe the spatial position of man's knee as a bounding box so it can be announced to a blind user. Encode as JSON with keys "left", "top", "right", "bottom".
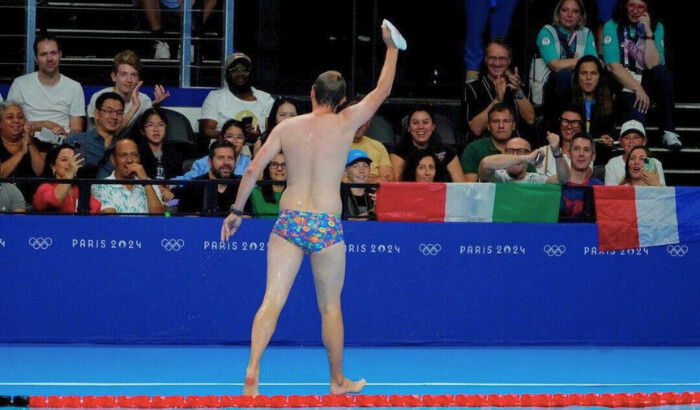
{"left": 318, "top": 301, "right": 342, "bottom": 316}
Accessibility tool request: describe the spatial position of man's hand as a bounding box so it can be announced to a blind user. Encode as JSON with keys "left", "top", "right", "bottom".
{"left": 596, "top": 134, "right": 614, "bottom": 146}
{"left": 127, "top": 163, "right": 148, "bottom": 180}
{"left": 547, "top": 132, "right": 561, "bottom": 151}
{"left": 494, "top": 76, "right": 507, "bottom": 102}
{"left": 153, "top": 84, "right": 171, "bottom": 105}
{"left": 159, "top": 185, "right": 175, "bottom": 202}
{"left": 131, "top": 81, "right": 144, "bottom": 110}
{"left": 380, "top": 25, "right": 398, "bottom": 49}
{"left": 221, "top": 213, "right": 243, "bottom": 241}
{"left": 506, "top": 67, "right": 521, "bottom": 92}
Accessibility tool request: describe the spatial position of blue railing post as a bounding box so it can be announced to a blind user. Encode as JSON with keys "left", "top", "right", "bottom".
{"left": 25, "top": 0, "right": 37, "bottom": 74}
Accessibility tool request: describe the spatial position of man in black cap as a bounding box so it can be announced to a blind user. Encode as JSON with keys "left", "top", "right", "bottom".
{"left": 199, "top": 52, "right": 274, "bottom": 157}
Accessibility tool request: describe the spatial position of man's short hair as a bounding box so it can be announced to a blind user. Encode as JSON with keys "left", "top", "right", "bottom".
{"left": 209, "top": 140, "right": 235, "bottom": 159}
{"left": 112, "top": 50, "right": 142, "bottom": 74}
{"left": 571, "top": 132, "right": 596, "bottom": 154}
{"left": 312, "top": 71, "right": 346, "bottom": 109}
{"left": 33, "top": 33, "right": 62, "bottom": 55}
{"left": 487, "top": 103, "right": 514, "bottom": 121}
{"left": 95, "top": 92, "right": 125, "bottom": 110}
{"left": 110, "top": 137, "right": 138, "bottom": 157}
{"left": 485, "top": 36, "right": 512, "bottom": 59}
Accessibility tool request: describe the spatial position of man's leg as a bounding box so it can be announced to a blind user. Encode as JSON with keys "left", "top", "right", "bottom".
{"left": 244, "top": 233, "right": 305, "bottom": 396}
{"left": 309, "top": 241, "right": 365, "bottom": 395}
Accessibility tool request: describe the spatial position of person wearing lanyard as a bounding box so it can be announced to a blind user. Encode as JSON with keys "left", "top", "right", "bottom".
{"left": 601, "top": 0, "right": 681, "bottom": 151}
{"left": 536, "top": 0, "right": 597, "bottom": 121}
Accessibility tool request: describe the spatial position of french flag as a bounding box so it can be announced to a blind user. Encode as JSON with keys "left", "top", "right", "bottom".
{"left": 594, "top": 186, "right": 700, "bottom": 251}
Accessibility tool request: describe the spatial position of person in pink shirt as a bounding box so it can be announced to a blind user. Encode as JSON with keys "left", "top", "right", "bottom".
{"left": 33, "top": 143, "right": 101, "bottom": 213}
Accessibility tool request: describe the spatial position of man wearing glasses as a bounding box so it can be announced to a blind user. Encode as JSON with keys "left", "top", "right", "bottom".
{"left": 479, "top": 134, "right": 565, "bottom": 184}
{"left": 66, "top": 92, "right": 125, "bottom": 179}
{"left": 464, "top": 38, "right": 535, "bottom": 139}
{"left": 200, "top": 52, "right": 275, "bottom": 157}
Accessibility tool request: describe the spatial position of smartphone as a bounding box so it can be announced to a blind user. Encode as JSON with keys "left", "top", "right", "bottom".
{"left": 241, "top": 116, "right": 253, "bottom": 126}
{"left": 534, "top": 152, "right": 544, "bottom": 167}
{"left": 643, "top": 157, "right": 656, "bottom": 173}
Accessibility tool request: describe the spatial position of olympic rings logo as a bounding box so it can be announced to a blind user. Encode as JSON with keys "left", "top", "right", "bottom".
{"left": 419, "top": 243, "right": 442, "bottom": 256}
{"left": 28, "top": 237, "right": 53, "bottom": 250}
{"left": 666, "top": 244, "right": 688, "bottom": 257}
{"left": 543, "top": 245, "right": 566, "bottom": 257}
{"left": 161, "top": 239, "right": 185, "bottom": 251}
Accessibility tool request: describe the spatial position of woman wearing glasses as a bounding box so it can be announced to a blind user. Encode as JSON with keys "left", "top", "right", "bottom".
{"left": 251, "top": 152, "right": 286, "bottom": 218}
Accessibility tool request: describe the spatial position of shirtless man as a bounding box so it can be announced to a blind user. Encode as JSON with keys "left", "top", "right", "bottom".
{"left": 220, "top": 24, "right": 401, "bottom": 397}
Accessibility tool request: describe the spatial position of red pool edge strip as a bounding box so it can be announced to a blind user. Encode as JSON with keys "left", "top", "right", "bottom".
{"left": 23, "top": 391, "right": 700, "bottom": 408}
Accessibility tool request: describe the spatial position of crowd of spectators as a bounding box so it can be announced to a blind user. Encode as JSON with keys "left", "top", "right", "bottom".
{"left": 0, "top": 0, "right": 681, "bottom": 220}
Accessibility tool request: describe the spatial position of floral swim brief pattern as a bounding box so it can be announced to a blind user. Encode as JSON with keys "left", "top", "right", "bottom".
{"left": 271, "top": 209, "right": 344, "bottom": 253}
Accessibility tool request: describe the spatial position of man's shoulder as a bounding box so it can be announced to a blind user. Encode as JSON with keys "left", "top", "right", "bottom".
{"left": 59, "top": 74, "right": 83, "bottom": 90}
{"left": 66, "top": 128, "right": 99, "bottom": 141}
{"left": 251, "top": 87, "right": 273, "bottom": 100}
{"left": 10, "top": 72, "right": 36, "bottom": 87}
{"left": 204, "top": 87, "right": 228, "bottom": 100}
{"left": 89, "top": 87, "right": 113, "bottom": 102}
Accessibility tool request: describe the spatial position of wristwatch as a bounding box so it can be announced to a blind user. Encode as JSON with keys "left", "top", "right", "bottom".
{"left": 514, "top": 90, "right": 525, "bottom": 100}
{"left": 229, "top": 205, "right": 244, "bottom": 216}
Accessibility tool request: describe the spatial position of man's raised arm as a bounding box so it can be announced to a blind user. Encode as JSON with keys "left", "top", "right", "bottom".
{"left": 341, "top": 24, "right": 401, "bottom": 134}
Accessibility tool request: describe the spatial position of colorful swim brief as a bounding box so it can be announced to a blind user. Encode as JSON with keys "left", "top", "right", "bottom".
{"left": 271, "top": 209, "right": 344, "bottom": 253}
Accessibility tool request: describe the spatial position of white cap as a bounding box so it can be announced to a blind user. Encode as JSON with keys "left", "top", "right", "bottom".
{"left": 619, "top": 120, "right": 646, "bottom": 139}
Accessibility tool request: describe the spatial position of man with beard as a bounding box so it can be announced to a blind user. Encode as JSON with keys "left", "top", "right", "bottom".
{"left": 7, "top": 33, "right": 85, "bottom": 135}
{"left": 66, "top": 92, "right": 125, "bottom": 179}
{"left": 174, "top": 140, "right": 251, "bottom": 214}
{"left": 200, "top": 52, "right": 275, "bottom": 157}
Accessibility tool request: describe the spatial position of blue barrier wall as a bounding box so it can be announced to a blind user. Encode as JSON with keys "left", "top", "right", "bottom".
{"left": 1, "top": 215, "right": 699, "bottom": 346}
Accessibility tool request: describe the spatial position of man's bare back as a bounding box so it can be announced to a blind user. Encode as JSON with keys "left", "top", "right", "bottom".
{"left": 220, "top": 22, "right": 401, "bottom": 397}
{"left": 273, "top": 111, "right": 359, "bottom": 215}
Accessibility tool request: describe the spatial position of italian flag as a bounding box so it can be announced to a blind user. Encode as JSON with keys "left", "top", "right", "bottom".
{"left": 375, "top": 182, "right": 561, "bottom": 223}
{"left": 594, "top": 186, "right": 700, "bottom": 251}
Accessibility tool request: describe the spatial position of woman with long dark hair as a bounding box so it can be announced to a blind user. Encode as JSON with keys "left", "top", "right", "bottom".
{"left": 390, "top": 107, "right": 464, "bottom": 182}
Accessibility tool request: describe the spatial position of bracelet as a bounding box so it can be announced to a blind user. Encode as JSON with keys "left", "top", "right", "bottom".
{"left": 514, "top": 91, "right": 525, "bottom": 100}
{"left": 229, "top": 205, "right": 244, "bottom": 216}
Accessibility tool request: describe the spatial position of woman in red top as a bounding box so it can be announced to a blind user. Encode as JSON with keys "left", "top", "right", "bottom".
{"left": 33, "top": 143, "right": 102, "bottom": 213}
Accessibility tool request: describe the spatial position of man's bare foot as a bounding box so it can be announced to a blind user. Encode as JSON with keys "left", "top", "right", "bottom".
{"left": 330, "top": 377, "right": 366, "bottom": 395}
{"left": 243, "top": 372, "right": 259, "bottom": 396}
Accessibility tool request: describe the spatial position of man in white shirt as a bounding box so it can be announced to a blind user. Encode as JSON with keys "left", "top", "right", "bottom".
{"left": 7, "top": 34, "right": 85, "bottom": 135}
{"left": 87, "top": 50, "right": 170, "bottom": 134}
{"left": 92, "top": 138, "right": 165, "bottom": 214}
{"left": 200, "top": 52, "right": 274, "bottom": 154}
{"left": 604, "top": 120, "right": 665, "bottom": 186}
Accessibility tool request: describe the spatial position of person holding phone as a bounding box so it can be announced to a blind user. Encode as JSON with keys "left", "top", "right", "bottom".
{"left": 464, "top": 38, "right": 535, "bottom": 139}
{"left": 619, "top": 146, "right": 661, "bottom": 186}
{"left": 601, "top": 0, "right": 681, "bottom": 151}
{"left": 604, "top": 119, "right": 665, "bottom": 185}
